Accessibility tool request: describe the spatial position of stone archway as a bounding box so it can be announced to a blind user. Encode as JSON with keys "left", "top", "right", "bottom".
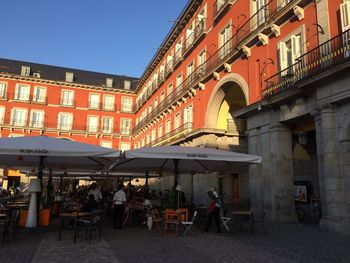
{"left": 205, "top": 73, "right": 249, "bottom": 129}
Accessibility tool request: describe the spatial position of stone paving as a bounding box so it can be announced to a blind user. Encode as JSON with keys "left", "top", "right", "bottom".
{"left": 1, "top": 220, "right": 350, "bottom": 263}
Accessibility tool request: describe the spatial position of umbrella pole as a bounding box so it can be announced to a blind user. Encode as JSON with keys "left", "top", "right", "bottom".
{"left": 37, "top": 156, "right": 44, "bottom": 211}
{"left": 173, "top": 159, "right": 179, "bottom": 188}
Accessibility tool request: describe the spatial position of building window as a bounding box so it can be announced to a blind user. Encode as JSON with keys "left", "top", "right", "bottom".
{"left": 60, "top": 90, "right": 74, "bottom": 106}
{"left": 166, "top": 119, "right": 171, "bottom": 134}
{"left": 124, "top": 80, "right": 131, "bottom": 90}
{"left": 120, "top": 142, "right": 131, "bottom": 151}
{"left": 0, "top": 82, "right": 7, "bottom": 99}
{"left": 0, "top": 107, "right": 5, "bottom": 124}
{"left": 174, "top": 113, "right": 181, "bottom": 129}
{"left": 184, "top": 105, "right": 193, "bottom": 125}
{"left": 121, "top": 118, "right": 131, "bottom": 135}
{"left": 151, "top": 129, "right": 156, "bottom": 142}
{"left": 33, "top": 86, "right": 46, "bottom": 103}
{"left": 30, "top": 110, "right": 44, "bottom": 128}
{"left": 102, "top": 116, "right": 113, "bottom": 134}
{"left": 154, "top": 98, "right": 158, "bottom": 108}
{"left": 101, "top": 141, "right": 113, "bottom": 148}
{"left": 198, "top": 49, "right": 206, "bottom": 75}
{"left": 146, "top": 134, "right": 150, "bottom": 144}
{"left": 187, "top": 62, "right": 195, "bottom": 85}
{"left": 148, "top": 104, "right": 152, "bottom": 114}
{"left": 65, "top": 72, "right": 74, "bottom": 82}
{"left": 11, "top": 108, "right": 28, "bottom": 127}
{"left": 277, "top": 0, "right": 292, "bottom": 10}
{"left": 89, "top": 93, "right": 100, "bottom": 109}
{"left": 186, "top": 23, "right": 194, "bottom": 48}
{"left": 158, "top": 124, "right": 163, "bottom": 138}
{"left": 87, "top": 116, "right": 99, "bottom": 133}
{"left": 219, "top": 24, "right": 232, "bottom": 59}
{"left": 106, "top": 78, "right": 113, "bottom": 88}
{"left": 58, "top": 112, "right": 73, "bottom": 130}
{"left": 14, "top": 84, "right": 30, "bottom": 101}
{"left": 278, "top": 31, "right": 303, "bottom": 74}
{"left": 252, "top": 0, "right": 267, "bottom": 27}
{"left": 103, "top": 95, "right": 115, "bottom": 111}
{"left": 141, "top": 138, "right": 145, "bottom": 147}
{"left": 176, "top": 74, "right": 182, "bottom": 89}
{"left": 167, "top": 83, "right": 173, "bottom": 95}
{"left": 160, "top": 91, "right": 165, "bottom": 102}
{"left": 121, "top": 97, "right": 133, "bottom": 112}
{"left": 21, "top": 66, "right": 30, "bottom": 76}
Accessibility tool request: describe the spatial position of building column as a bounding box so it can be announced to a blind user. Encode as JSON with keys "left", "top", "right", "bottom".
{"left": 314, "top": 107, "right": 350, "bottom": 233}
{"left": 269, "top": 123, "right": 295, "bottom": 221}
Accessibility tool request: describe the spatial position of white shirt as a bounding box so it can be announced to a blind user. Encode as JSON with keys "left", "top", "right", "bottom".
{"left": 113, "top": 190, "right": 126, "bottom": 205}
{"left": 88, "top": 188, "right": 102, "bottom": 202}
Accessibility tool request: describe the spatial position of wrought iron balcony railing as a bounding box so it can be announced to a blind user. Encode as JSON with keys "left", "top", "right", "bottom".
{"left": 134, "top": 0, "right": 309, "bottom": 132}
{"left": 213, "top": 0, "right": 236, "bottom": 22}
{"left": 262, "top": 28, "right": 350, "bottom": 98}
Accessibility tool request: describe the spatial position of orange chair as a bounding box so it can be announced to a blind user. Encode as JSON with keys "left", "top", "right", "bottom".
{"left": 163, "top": 209, "right": 181, "bottom": 236}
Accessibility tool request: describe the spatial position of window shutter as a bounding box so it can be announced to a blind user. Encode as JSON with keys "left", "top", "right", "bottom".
{"left": 291, "top": 35, "right": 302, "bottom": 64}
{"left": 278, "top": 42, "right": 288, "bottom": 71}
{"left": 340, "top": 2, "right": 350, "bottom": 31}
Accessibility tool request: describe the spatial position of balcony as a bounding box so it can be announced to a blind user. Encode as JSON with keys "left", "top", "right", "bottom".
{"left": 60, "top": 99, "right": 75, "bottom": 107}
{"left": 31, "top": 95, "right": 47, "bottom": 105}
{"left": 146, "top": 122, "right": 193, "bottom": 146}
{"left": 262, "top": 28, "right": 350, "bottom": 98}
{"left": 158, "top": 70, "right": 165, "bottom": 86}
{"left": 164, "top": 59, "right": 174, "bottom": 78}
{"left": 213, "top": 0, "right": 235, "bottom": 23}
{"left": 102, "top": 102, "right": 115, "bottom": 111}
{"left": 173, "top": 47, "right": 183, "bottom": 68}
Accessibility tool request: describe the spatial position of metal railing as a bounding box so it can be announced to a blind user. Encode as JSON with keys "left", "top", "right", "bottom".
{"left": 213, "top": 0, "right": 235, "bottom": 22}
{"left": 134, "top": 0, "right": 308, "bottom": 132}
{"left": 263, "top": 28, "right": 350, "bottom": 97}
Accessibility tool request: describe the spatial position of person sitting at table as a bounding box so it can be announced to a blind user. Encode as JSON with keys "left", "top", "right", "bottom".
{"left": 205, "top": 187, "right": 222, "bottom": 233}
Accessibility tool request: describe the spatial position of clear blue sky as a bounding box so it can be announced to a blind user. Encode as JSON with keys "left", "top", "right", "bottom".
{"left": 0, "top": 0, "right": 189, "bottom": 78}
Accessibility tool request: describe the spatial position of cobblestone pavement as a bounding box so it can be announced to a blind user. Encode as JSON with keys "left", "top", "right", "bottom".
{"left": 1, "top": 220, "right": 350, "bottom": 263}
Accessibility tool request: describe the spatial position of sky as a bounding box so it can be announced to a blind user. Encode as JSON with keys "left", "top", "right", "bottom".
{"left": 0, "top": 0, "right": 189, "bottom": 78}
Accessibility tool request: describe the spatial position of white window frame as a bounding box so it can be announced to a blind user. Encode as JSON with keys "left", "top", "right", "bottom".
{"left": 0, "top": 82, "right": 8, "bottom": 99}
{"left": 61, "top": 90, "right": 75, "bottom": 107}
{"left": 219, "top": 23, "right": 232, "bottom": 58}
{"left": 121, "top": 96, "right": 133, "bottom": 112}
{"left": 102, "top": 116, "right": 114, "bottom": 134}
{"left": 106, "top": 78, "right": 113, "bottom": 88}
{"left": 174, "top": 113, "right": 181, "bottom": 129}
{"left": 124, "top": 80, "right": 131, "bottom": 90}
{"left": 0, "top": 106, "right": 5, "bottom": 124}
{"left": 278, "top": 27, "right": 304, "bottom": 74}
{"left": 30, "top": 109, "right": 45, "bottom": 128}
{"left": 87, "top": 115, "right": 99, "bottom": 133}
{"left": 184, "top": 105, "right": 193, "bottom": 125}
{"left": 167, "top": 83, "right": 173, "bottom": 95}
{"left": 57, "top": 112, "right": 73, "bottom": 130}
{"left": 165, "top": 119, "right": 171, "bottom": 134}
{"left": 32, "top": 86, "right": 47, "bottom": 103}
{"left": 89, "top": 93, "right": 100, "bottom": 109}
{"left": 103, "top": 95, "right": 115, "bottom": 111}
{"left": 119, "top": 142, "right": 131, "bottom": 151}
{"left": 120, "top": 118, "right": 131, "bottom": 135}
{"left": 151, "top": 129, "right": 156, "bottom": 142}
{"left": 14, "top": 84, "right": 30, "bottom": 101}
{"left": 21, "top": 66, "right": 30, "bottom": 76}
{"left": 158, "top": 124, "right": 163, "bottom": 138}
{"left": 65, "top": 72, "right": 74, "bottom": 82}
{"left": 101, "top": 141, "right": 113, "bottom": 148}
{"left": 11, "top": 108, "right": 28, "bottom": 127}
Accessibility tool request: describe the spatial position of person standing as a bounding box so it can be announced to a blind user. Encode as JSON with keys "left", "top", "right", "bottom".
{"left": 113, "top": 184, "right": 126, "bottom": 229}
{"left": 87, "top": 183, "right": 102, "bottom": 204}
{"left": 205, "top": 187, "right": 222, "bottom": 233}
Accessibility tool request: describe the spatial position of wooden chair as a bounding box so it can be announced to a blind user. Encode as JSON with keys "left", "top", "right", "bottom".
{"left": 163, "top": 210, "right": 180, "bottom": 236}
{"left": 151, "top": 208, "right": 163, "bottom": 233}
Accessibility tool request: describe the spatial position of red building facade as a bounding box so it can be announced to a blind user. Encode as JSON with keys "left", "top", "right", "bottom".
{"left": 1, "top": 0, "right": 350, "bottom": 233}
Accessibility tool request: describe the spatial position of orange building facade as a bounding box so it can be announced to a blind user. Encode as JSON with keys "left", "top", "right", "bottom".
{"left": 1, "top": 0, "right": 350, "bottom": 233}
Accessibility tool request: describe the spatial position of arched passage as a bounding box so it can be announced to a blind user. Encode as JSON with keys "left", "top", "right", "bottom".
{"left": 205, "top": 73, "right": 249, "bottom": 129}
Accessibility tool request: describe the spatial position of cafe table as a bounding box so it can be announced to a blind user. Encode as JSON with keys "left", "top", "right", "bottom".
{"left": 58, "top": 212, "right": 92, "bottom": 241}
{"left": 231, "top": 211, "right": 254, "bottom": 234}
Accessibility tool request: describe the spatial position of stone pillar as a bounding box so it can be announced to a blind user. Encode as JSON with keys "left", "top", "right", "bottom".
{"left": 269, "top": 123, "right": 295, "bottom": 221}
{"left": 314, "top": 107, "right": 350, "bottom": 233}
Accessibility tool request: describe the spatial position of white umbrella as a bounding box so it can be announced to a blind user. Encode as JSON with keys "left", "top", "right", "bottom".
{"left": 0, "top": 136, "right": 120, "bottom": 172}
{"left": 110, "top": 146, "right": 261, "bottom": 174}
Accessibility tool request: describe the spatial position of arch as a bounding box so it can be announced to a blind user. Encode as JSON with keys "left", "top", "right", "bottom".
{"left": 205, "top": 73, "right": 249, "bottom": 128}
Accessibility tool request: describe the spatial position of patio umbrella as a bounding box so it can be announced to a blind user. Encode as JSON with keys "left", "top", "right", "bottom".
{"left": 0, "top": 136, "right": 120, "bottom": 173}
{"left": 110, "top": 146, "right": 262, "bottom": 185}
